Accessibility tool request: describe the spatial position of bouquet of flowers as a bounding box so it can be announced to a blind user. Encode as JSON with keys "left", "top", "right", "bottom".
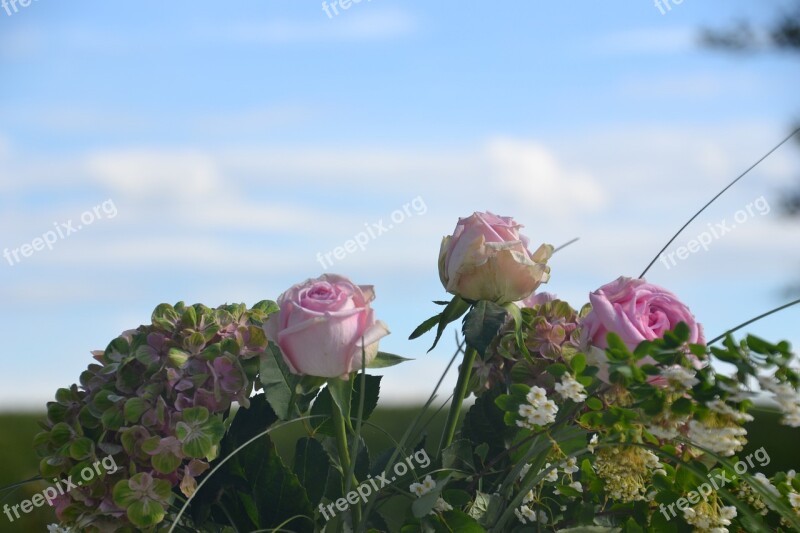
{"left": 28, "top": 173, "right": 800, "bottom": 531}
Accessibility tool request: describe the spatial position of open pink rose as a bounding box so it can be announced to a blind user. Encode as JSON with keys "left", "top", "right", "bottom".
{"left": 265, "top": 274, "right": 390, "bottom": 378}
{"left": 580, "top": 277, "right": 705, "bottom": 382}
{"left": 438, "top": 211, "right": 553, "bottom": 304}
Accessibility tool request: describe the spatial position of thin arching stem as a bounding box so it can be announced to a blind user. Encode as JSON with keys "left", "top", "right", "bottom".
{"left": 640, "top": 126, "right": 800, "bottom": 279}
{"left": 709, "top": 297, "right": 800, "bottom": 345}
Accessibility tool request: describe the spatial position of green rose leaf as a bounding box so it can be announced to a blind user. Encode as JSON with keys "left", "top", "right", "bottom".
{"left": 259, "top": 343, "right": 302, "bottom": 420}
{"left": 292, "top": 437, "right": 330, "bottom": 505}
{"left": 462, "top": 300, "right": 509, "bottom": 357}
{"left": 368, "top": 351, "right": 414, "bottom": 368}
{"left": 312, "top": 374, "right": 381, "bottom": 435}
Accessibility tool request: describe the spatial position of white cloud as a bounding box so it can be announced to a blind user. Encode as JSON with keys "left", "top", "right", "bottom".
{"left": 486, "top": 138, "right": 608, "bottom": 216}
{"left": 86, "top": 149, "right": 223, "bottom": 200}
{"left": 3, "top": 123, "right": 797, "bottom": 286}
{"left": 616, "top": 72, "right": 758, "bottom": 100}
{"left": 214, "top": 8, "right": 416, "bottom": 44}
{"left": 217, "top": 145, "right": 473, "bottom": 192}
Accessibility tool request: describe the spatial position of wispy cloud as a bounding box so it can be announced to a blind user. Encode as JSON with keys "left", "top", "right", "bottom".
{"left": 593, "top": 27, "right": 697, "bottom": 55}
{"left": 615, "top": 72, "right": 759, "bottom": 100}
{"left": 86, "top": 150, "right": 223, "bottom": 200}
{"left": 210, "top": 8, "right": 417, "bottom": 44}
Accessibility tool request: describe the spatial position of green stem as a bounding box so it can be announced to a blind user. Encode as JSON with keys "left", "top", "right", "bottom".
{"left": 439, "top": 345, "right": 478, "bottom": 453}
{"left": 332, "top": 400, "right": 361, "bottom": 528}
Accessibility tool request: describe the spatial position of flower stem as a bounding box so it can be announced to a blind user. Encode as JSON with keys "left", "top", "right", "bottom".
{"left": 439, "top": 345, "right": 477, "bottom": 453}
{"left": 332, "top": 400, "right": 361, "bottom": 527}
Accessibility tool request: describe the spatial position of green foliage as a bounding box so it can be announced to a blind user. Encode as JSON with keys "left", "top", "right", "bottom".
{"left": 463, "top": 300, "right": 510, "bottom": 357}
{"left": 409, "top": 294, "right": 471, "bottom": 352}
{"left": 27, "top": 290, "right": 800, "bottom": 532}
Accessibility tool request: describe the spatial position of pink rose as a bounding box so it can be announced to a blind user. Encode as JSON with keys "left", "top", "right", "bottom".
{"left": 438, "top": 212, "right": 553, "bottom": 304}
{"left": 580, "top": 277, "right": 705, "bottom": 382}
{"left": 265, "top": 274, "right": 390, "bottom": 378}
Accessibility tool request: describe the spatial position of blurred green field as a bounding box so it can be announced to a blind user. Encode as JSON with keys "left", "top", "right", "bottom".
{"left": 1, "top": 407, "right": 797, "bottom": 532}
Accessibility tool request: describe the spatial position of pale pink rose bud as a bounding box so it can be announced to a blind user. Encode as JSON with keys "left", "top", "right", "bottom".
{"left": 438, "top": 211, "right": 553, "bottom": 304}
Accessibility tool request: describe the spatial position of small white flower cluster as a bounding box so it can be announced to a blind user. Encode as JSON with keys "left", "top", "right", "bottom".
{"left": 514, "top": 457, "right": 585, "bottom": 524}
{"left": 661, "top": 365, "right": 700, "bottom": 390}
{"left": 788, "top": 491, "right": 800, "bottom": 510}
{"left": 562, "top": 457, "right": 579, "bottom": 475}
{"left": 517, "top": 386, "right": 558, "bottom": 429}
{"left": 687, "top": 419, "right": 748, "bottom": 457}
{"left": 519, "top": 461, "right": 559, "bottom": 483}
{"left": 594, "top": 447, "right": 662, "bottom": 502}
{"left": 541, "top": 463, "right": 559, "bottom": 483}
{"left": 753, "top": 472, "right": 781, "bottom": 499}
{"left": 567, "top": 481, "right": 583, "bottom": 493}
{"left": 47, "top": 526, "right": 71, "bottom": 533}
{"left": 646, "top": 421, "right": 681, "bottom": 441}
{"left": 683, "top": 503, "right": 737, "bottom": 533}
{"left": 736, "top": 482, "right": 769, "bottom": 516}
{"left": 555, "top": 373, "right": 587, "bottom": 402}
{"left": 587, "top": 434, "right": 599, "bottom": 453}
{"left": 409, "top": 475, "right": 452, "bottom": 514}
{"left": 706, "top": 399, "right": 754, "bottom": 423}
{"left": 432, "top": 498, "right": 453, "bottom": 513}
{"left": 759, "top": 376, "right": 800, "bottom": 427}
{"left": 514, "top": 505, "right": 548, "bottom": 525}
{"left": 410, "top": 475, "right": 436, "bottom": 496}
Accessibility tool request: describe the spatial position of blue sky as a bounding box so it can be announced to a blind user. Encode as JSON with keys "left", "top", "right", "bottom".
{"left": 1, "top": 0, "right": 799, "bottom": 408}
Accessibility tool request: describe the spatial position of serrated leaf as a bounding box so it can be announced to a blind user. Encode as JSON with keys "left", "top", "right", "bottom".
{"left": 221, "top": 432, "right": 313, "bottom": 530}
{"left": 312, "top": 375, "right": 381, "bottom": 435}
{"left": 462, "top": 300, "right": 508, "bottom": 356}
{"left": 467, "top": 491, "right": 503, "bottom": 526}
{"left": 442, "top": 439, "right": 474, "bottom": 473}
{"left": 259, "top": 343, "right": 302, "bottom": 420}
{"left": 293, "top": 437, "right": 330, "bottom": 505}
{"left": 326, "top": 376, "right": 353, "bottom": 427}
